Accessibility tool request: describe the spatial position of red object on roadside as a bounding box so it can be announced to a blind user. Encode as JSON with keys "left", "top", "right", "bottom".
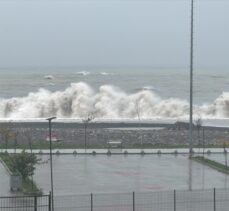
{"left": 46, "top": 134, "right": 58, "bottom": 142}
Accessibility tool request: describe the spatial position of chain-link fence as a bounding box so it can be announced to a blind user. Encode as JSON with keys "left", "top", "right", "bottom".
{"left": 0, "top": 194, "right": 51, "bottom": 211}
{"left": 54, "top": 188, "right": 229, "bottom": 211}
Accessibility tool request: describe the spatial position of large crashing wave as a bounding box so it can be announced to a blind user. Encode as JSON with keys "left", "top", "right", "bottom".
{"left": 0, "top": 82, "right": 228, "bottom": 119}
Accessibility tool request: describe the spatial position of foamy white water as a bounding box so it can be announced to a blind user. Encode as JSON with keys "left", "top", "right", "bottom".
{"left": 0, "top": 81, "right": 228, "bottom": 119}
{"left": 75, "top": 71, "right": 90, "bottom": 76}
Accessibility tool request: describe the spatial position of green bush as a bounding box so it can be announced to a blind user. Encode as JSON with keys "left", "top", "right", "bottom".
{"left": 10, "top": 151, "right": 41, "bottom": 179}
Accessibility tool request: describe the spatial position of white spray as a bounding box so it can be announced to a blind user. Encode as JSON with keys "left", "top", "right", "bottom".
{"left": 0, "top": 82, "right": 228, "bottom": 119}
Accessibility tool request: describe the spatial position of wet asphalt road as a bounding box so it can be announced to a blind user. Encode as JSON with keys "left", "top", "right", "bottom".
{"left": 34, "top": 154, "right": 229, "bottom": 195}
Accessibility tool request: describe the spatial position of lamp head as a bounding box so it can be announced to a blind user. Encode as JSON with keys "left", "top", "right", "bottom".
{"left": 46, "top": 117, "right": 56, "bottom": 121}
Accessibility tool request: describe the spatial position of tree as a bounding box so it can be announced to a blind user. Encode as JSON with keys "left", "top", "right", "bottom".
{"left": 23, "top": 129, "right": 33, "bottom": 154}
{"left": 0, "top": 123, "right": 14, "bottom": 151}
{"left": 11, "top": 151, "right": 40, "bottom": 180}
{"left": 12, "top": 130, "right": 19, "bottom": 154}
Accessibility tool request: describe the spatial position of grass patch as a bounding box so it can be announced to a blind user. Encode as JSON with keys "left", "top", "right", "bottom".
{"left": 0, "top": 143, "right": 107, "bottom": 150}
{"left": 191, "top": 156, "right": 229, "bottom": 174}
{"left": 0, "top": 153, "right": 16, "bottom": 173}
{"left": 0, "top": 143, "right": 224, "bottom": 150}
{"left": 22, "top": 178, "right": 42, "bottom": 195}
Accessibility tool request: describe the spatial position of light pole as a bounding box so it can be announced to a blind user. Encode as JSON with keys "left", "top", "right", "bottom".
{"left": 189, "top": 0, "right": 194, "bottom": 156}
{"left": 136, "top": 100, "right": 143, "bottom": 149}
{"left": 46, "top": 116, "right": 56, "bottom": 211}
{"left": 82, "top": 116, "right": 93, "bottom": 153}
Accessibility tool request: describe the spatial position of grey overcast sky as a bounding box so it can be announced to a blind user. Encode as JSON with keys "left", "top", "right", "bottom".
{"left": 0, "top": 0, "right": 228, "bottom": 69}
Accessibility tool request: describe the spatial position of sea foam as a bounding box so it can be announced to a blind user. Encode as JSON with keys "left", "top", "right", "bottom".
{"left": 99, "top": 72, "right": 114, "bottom": 76}
{"left": 0, "top": 82, "right": 228, "bottom": 119}
{"left": 44, "top": 75, "right": 54, "bottom": 80}
{"left": 75, "top": 71, "right": 90, "bottom": 76}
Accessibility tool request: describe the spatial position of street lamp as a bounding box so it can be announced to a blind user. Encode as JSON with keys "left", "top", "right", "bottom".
{"left": 189, "top": 0, "right": 194, "bottom": 156}
{"left": 46, "top": 116, "right": 56, "bottom": 211}
{"left": 82, "top": 116, "right": 93, "bottom": 153}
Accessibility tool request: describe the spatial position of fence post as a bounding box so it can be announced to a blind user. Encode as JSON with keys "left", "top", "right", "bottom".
{"left": 213, "top": 188, "right": 216, "bottom": 211}
{"left": 91, "top": 193, "right": 93, "bottom": 211}
{"left": 174, "top": 190, "right": 176, "bottom": 211}
{"left": 34, "top": 195, "right": 37, "bottom": 211}
{"left": 133, "top": 192, "right": 135, "bottom": 211}
{"left": 49, "top": 192, "right": 51, "bottom": 211}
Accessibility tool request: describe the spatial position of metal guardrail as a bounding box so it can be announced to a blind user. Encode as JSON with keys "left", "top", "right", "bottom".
{"left": 54, "top": 188, "right": 229, "bottom": 211}
{"left": 0, "top": 194, "right": 51, "bottom": 211}
{"left": 1, "top": 188, "right": 229, "bottom": 211}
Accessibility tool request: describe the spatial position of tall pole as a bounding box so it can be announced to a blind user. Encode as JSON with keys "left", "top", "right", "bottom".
{"left": 189, "top": 0, "right": 194, "bottom": 156}
{"left": 83, "top": 116, "right": 93, "bottom": 153}
{"left": 84, "top": 122, "right": 87, "bottom": 153}
{"left": 47, "top": 117, "right": 56, "bottom": 211}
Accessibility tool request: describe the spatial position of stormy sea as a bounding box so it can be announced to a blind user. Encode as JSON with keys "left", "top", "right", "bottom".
{"left": 0, "top": 68, "right": 228, "bottom": 122}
